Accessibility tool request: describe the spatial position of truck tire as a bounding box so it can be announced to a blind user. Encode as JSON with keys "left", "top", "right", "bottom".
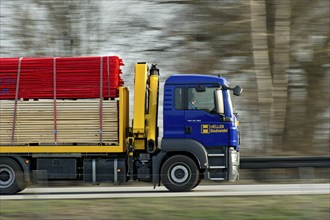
{"left": 0, "top": 158, "right": 26, "bottom": 195}
{"left": 192, "top": 178, "right": 202, "bottom": 189}
{"left": 161, "top": 155, "right": 199, "bottom": 192}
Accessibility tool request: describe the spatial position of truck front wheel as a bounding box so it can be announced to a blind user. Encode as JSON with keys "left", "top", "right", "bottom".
{"left": 161, "top": 155, "right": 199, "bottom": 192}
{"left": 0, "top": 158, "right": 26, "bottom": 195}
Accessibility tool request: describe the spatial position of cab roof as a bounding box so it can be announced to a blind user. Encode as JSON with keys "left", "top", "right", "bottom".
{"left": 165, "top": 74, "right": 228, "bottom": 86}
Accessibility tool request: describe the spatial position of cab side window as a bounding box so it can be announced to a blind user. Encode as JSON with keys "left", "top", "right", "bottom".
{"left": 174, "top": 88, "right": 183, "bottom": 110}
{"left": 187, "top": 87, "right": 216, "bottom": 112}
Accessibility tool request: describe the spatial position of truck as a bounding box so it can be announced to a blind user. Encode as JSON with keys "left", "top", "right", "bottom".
{"left": 0, "top": 56, "right": 242, "bottom": 194}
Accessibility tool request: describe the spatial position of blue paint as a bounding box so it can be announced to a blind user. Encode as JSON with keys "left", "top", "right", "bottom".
{"left": 0, "top": 88, "right": 9, "bottom": 95}
{"left": 0, "top": 75, "right": 16, "bottom": 96}
{"left": 0, "top": 76, "right": 16, "bottom": 86}
{"left": 163, "top": 74, "right": 240, "bottom": 150}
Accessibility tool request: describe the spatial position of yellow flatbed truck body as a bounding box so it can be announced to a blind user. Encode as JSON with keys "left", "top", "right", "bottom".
{"left": 0, "top": 86, "right": 129, "bottom": 154}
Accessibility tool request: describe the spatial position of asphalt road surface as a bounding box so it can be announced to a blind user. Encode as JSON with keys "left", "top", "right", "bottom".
{"left": 1, "top": 183, "right": 329, "bottom": 200}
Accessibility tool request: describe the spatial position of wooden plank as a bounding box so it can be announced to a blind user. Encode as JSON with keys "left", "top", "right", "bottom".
{"left": 0, "top": 99, "right": 119, "bottom": 145}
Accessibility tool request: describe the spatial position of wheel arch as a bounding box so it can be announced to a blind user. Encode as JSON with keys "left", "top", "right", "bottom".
{"left": 162, "top": 151, "right": 200, "bottom": 169}
{"left": 152, "top": 138, "right": 208, "bottom": 187}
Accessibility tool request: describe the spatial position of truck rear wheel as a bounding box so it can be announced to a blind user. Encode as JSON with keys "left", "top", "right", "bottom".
{"left": 161, "top": 155, "right": 199, "bottom": 192}
{"left": 0, "top": 158, "right": 26, "bottom": 195}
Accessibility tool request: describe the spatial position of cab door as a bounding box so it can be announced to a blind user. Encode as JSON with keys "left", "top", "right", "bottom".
{"left": 184, "top": 87, "right": 230, "bottom": 147}
{"left": 163, "top": 87, "right": 185, "bottom": 139}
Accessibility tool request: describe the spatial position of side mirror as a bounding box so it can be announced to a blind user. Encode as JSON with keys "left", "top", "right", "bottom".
{"left": 233, "top": 85, "right": 242, "bottom": 96}
{"left": 219, "top": 114, "right": 233, "bottom": 122}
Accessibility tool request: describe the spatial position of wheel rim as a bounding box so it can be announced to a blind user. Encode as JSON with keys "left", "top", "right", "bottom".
{"left": 170, "top": 164, "right": 191, "bottom": 184}
{"left": 0, "top": 165, "right": 15, "bottom": 188}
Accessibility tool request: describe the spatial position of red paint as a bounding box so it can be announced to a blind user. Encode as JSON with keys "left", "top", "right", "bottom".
{"left": 0, "top": 56, "right": 124, "bottom": 99}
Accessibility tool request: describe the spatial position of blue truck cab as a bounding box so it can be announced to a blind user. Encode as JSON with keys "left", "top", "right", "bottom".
{"left": 154, "top": 74, "right": 242, "bottom": 191}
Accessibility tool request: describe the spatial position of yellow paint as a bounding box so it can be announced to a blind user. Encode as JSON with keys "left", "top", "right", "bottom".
{"left": 201, "top": 124, "right": 210, "bottom": 134}
{"left": 209, "top": 128, "right": 228, "bottom": 133}
{"left": 146, "top": 73, "right": 159, "bottom": 150}
{"left": 132, "top": 63, "right": 148, "bottom": 138}
{"left": 0, "top": 145, "right": 123, "bottom": 154}
{"left": 119, "top": 86, "right": 129, "bottom": 152}
{"left": 201, "top": 124, "right": 228, "bottom": 134}
{"left": 134, "top": 139, "right": 145, "bottom": 150}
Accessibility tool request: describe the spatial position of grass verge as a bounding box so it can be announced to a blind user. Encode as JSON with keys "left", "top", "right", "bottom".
{"left": 0, "top": 195, "right": 329, "bottom": 220}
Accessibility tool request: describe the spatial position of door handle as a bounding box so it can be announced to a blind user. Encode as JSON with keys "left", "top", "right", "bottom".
{"left": 185, "top": 126, "right": 192, "bottom": 134}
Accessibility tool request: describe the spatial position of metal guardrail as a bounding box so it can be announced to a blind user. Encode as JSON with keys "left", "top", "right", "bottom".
{"left": 240, "top": 156, "right": 330, "bottom": 169}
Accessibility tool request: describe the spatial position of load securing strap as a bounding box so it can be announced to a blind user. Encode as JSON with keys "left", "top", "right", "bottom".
{"left": 53, "top": 57, "right": 58, "bottom": 145}
{"left": 11, "top": 57, "right": 24, "bottom": 145}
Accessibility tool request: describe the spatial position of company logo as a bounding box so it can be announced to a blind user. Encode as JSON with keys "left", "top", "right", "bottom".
{"left": 201, "top": 124, "right": 228, "bottom": 134}
{"left": 201, "top": 124, "right": 210, "bottom": 134}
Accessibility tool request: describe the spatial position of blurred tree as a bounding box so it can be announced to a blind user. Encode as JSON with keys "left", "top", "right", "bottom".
{"left": 250, "top": 0, "right": 273, "bottom": 151}
{"left": 270, "top": 0, "right": 291, "bottom": 150}
{"left": 1, "top": 0, "right": 102, "bottom": 56}
{"left": 13, "top": 4, "right": 46, "bottom": 56}
{"left": 33, "top": 0, "right": 102, "bottom": 56}
{"left": 251, "top": 0, "right": 329, "bottom": 155}
{"left": 285, "top": 0, "right": 330, "bottom": 154}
